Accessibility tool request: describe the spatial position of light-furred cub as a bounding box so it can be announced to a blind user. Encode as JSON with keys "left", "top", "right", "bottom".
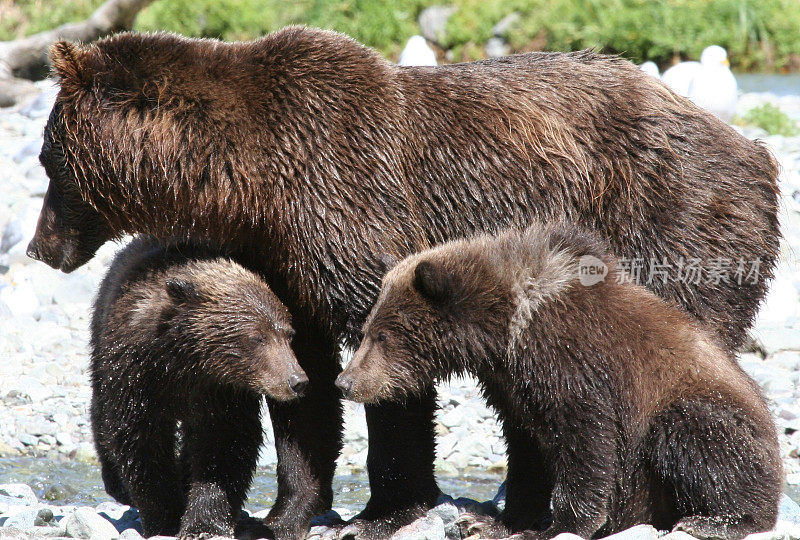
{"left": 337, "top": 224, "right": 782, "bottom": 540}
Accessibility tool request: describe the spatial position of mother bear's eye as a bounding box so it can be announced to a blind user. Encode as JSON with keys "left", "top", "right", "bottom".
{"left": 375, "top": 332, "right": 387, "bottom": 343}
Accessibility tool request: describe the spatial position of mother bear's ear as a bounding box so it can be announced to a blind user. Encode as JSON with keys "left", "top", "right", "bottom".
{"left": 50, "top": 41, "right": 91, "bottom": 94}
{"left": 413, "top": 260, "right": 458, "bottom": 305}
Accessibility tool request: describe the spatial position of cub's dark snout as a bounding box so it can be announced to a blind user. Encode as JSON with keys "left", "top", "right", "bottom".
{"left": 335, "top": 373, "right": 354, "bottom": 398}
{"left": 288, "top": 373, "right": 309, "bottom": 396}
{"left": 26, "top": 239, "right": 42, "bottom": 262}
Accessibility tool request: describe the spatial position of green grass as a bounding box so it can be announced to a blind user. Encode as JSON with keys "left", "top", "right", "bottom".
{"left": 736, "top": 103, "right": 800, "bottom": 136}
{"left": 2, "top": 0, "right": 800, "bottom": 71}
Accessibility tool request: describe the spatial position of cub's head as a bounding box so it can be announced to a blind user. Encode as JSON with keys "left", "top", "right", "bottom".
{"left": 162, "top": 261, "right": 307, "bottom": 401}
{"left": 336, "top": 245, "right": 514, "bottom": 403}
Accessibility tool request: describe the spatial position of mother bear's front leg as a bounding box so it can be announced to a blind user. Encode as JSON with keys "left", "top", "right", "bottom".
{"left": 336, "top": 388, "right": 442, "bottom": 539}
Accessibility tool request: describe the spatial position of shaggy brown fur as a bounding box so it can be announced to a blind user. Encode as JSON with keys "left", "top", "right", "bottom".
{"left": 28, "top": 27, "right": 779, "bottom": 538}
{"left": 338, "top": 223, "right": 783, "bottom": 540}
{"left": 91, "top": 236, "right": 306, "bottom": 538}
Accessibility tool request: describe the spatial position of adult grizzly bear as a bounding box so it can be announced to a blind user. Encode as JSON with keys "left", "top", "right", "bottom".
{"left": 27, "top": 27, "right": 779, "bottom": 539}
{"left": 91, "top": 236, "right": 307, "bottom": 537}
{"left": 336, "top": 223, "right": 783, "bottom": 540}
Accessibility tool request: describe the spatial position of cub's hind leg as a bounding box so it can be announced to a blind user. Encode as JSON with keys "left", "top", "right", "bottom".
{"left": 646, "top": 400, "right": 782, "bottom": 540}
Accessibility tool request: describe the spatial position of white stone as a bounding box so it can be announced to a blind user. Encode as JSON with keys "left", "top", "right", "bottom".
{"left": 0, "top": 279, "right": 40, "bottom": 318}
{"left": 439, "top": 408, "right": 464, "bottom": 429}
{"left": 3, "top": 507, "right": 37, "bottom": 529}
{"left": 119, "top": 529, "right": 144, "bottom": 540}
{"left": 390, "top": 514, "right": 445, "bottom": 540}
{"left": 743, "top": 531, "right": 787, "bottom": 540}
{"left": 772, "top": 351, "right": 800, "bottom": 371}
{"left": 601, "top": 524, "right": 659, "bottom": 540}
{"left": 786, "top": 472, "right": 800, "bottom": 485}
{"left": 52, "top": 273, "right": 97, "bottom": 306}
{"left": 659, "top": 531, "right": 696, "bottom": 540}
{"left": 552, "top": 534, "right": 586, "bottom": 540}
{"left": 0, "top": 484, "right": 37, "bottom": 506}
{"left": 55, "top": 432, "right": 73, "bottom": 447}
{"left": 63, "top": 508, "right": 119, "bottom": 539}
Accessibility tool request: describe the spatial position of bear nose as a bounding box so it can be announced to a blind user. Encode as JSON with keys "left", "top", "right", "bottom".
{"left": 335, "top": 373, "right": 353, "bottom": 398}
{"left": 26, "top": 239, "right": 42, "bottom": 261}
{"left": 288, "top": 373, "right": 308, "bottom": 396}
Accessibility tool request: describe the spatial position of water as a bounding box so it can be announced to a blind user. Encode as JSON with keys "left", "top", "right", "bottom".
{"left": 0, "top": 457, "right": 503, "bottom": 514}
{"left": 736, "top": 73, "right": 800, "bottom": 96}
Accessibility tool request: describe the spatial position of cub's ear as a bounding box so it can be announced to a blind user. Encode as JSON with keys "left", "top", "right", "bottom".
{"left": 165, "top": 278, "right": 202, "bottom": 304}
{"left": 376, "top": 253, "right": 400, "bottom": 275}
{"left": 413, "top": 260, "right": 456, "bottom": 304}
{"left": 50, "top": 41, "right": 90, "bottom": 90}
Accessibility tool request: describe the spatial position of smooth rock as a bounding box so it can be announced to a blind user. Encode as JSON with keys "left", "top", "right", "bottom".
{"left": 780, "top": 494, "right": 800, "bottom": 525}
{"left": 418, "top": 6, "right": 456, "bottom": 44}
{"left": 773, "top": 351, "right": 800, "bottom": 372}
{"left": 0, "top": 484, "right": 37, "bottom": 506}
{"left": 63, "top": 507, "right": 119, "bottom": 539}
{"left": 485, "top": 37, "right": 509, "bottom": 58}
{"left": 73, "top": 442, "right": 98, "bottom": 464}
{"left": 119, "top": 530, "right": 144, "bottom": 540}
{"left": 743, "top": 531, "right": 788, "bottom": 540}
{"left": 552, "top": 534, "right": 586, "bottom": 540}
{"left": 0, "top": 219, "right": 23, "bottom": 254}
{"left": 0, "top": 279, "right": 40, "bottom": 318}
{"left": 426, "top": 502, "right": 459, "bottom": 539}
{"left": 55, "top": 433, "right": 73, "bottom": 447}
{"left": 12, "top": 139, "right": 41, "bottom": 164}
{"left": 658, "top": 532, "right": 696, "bottom": 540}
{"left": 390, "top": 514, "right": 445, "bottom": 540}
{"left": 0, "top": 78, "right": 40, "bottom": 108}
{"left": 775, "top": 519, "right": 800, "bottom": 539}
{"left": 20, "top": 86, "right": 58, "bottom": 119}
{"left": 601, "top": 524, "right": 659, "bottom": 540}
{"left": 492, "top": 13, "right": 521, "bottom": 36}
{"left": 3, "top": 507, "right": 38, "bottom": 529}
{"left": 439, "top": 409, "right": 464, "bottom": 430}
{"left": 52, "top": 274, "right": 96, "bottom": 306}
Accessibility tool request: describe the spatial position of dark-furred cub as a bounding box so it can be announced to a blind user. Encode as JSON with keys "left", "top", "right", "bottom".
{"left": 91, "top": 236, "right": 307, "bottom": 538}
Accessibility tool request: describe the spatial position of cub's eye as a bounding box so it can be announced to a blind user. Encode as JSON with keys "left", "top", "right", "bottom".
{"left": 250, "top": 336, "right": 266, "bottom": 346}
{"left": 375, "top": 332, "right": 388, "bottom": 343}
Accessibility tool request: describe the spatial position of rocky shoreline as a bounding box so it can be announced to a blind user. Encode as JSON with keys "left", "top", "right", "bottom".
{"left": 1, "top": 81, "right": 800, "bottom": 539}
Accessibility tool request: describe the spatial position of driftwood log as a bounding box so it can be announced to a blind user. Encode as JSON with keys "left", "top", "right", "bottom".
{"left": 0, "top": 0, "right": 153, "bottom": 106}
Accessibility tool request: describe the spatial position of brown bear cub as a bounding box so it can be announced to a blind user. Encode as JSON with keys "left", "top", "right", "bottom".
{"left": 337, "top": 223, "right": 783, "bottom": 540}
{"left": 91, "top": 236, "right": 307, "bottom": 538}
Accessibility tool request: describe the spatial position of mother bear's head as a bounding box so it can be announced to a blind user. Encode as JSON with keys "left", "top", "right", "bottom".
{"left": 28, "top": 32, "right": 293, "bottom": 270}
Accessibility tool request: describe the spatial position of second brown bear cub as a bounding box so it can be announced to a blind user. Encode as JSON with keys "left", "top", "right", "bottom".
{"left": 91, "top": 236, "right": 307, "bottom": 538}
{"left": 337, "top": 224, "right": 782, "bottom": 540}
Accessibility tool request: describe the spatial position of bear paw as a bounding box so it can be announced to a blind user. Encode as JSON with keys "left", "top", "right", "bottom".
{"left": 673, "top": 515, "right": 752, "bottom": 540}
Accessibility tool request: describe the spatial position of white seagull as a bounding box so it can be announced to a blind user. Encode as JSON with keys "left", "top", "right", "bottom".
{"left": 662, "top": 45, "right": 738, "bottom": 121}
{"left": 639, "top": 61, "right": 660, "bottom": 79}
{"left": 398, "top": 35, "right": 437, "bottom": 67}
